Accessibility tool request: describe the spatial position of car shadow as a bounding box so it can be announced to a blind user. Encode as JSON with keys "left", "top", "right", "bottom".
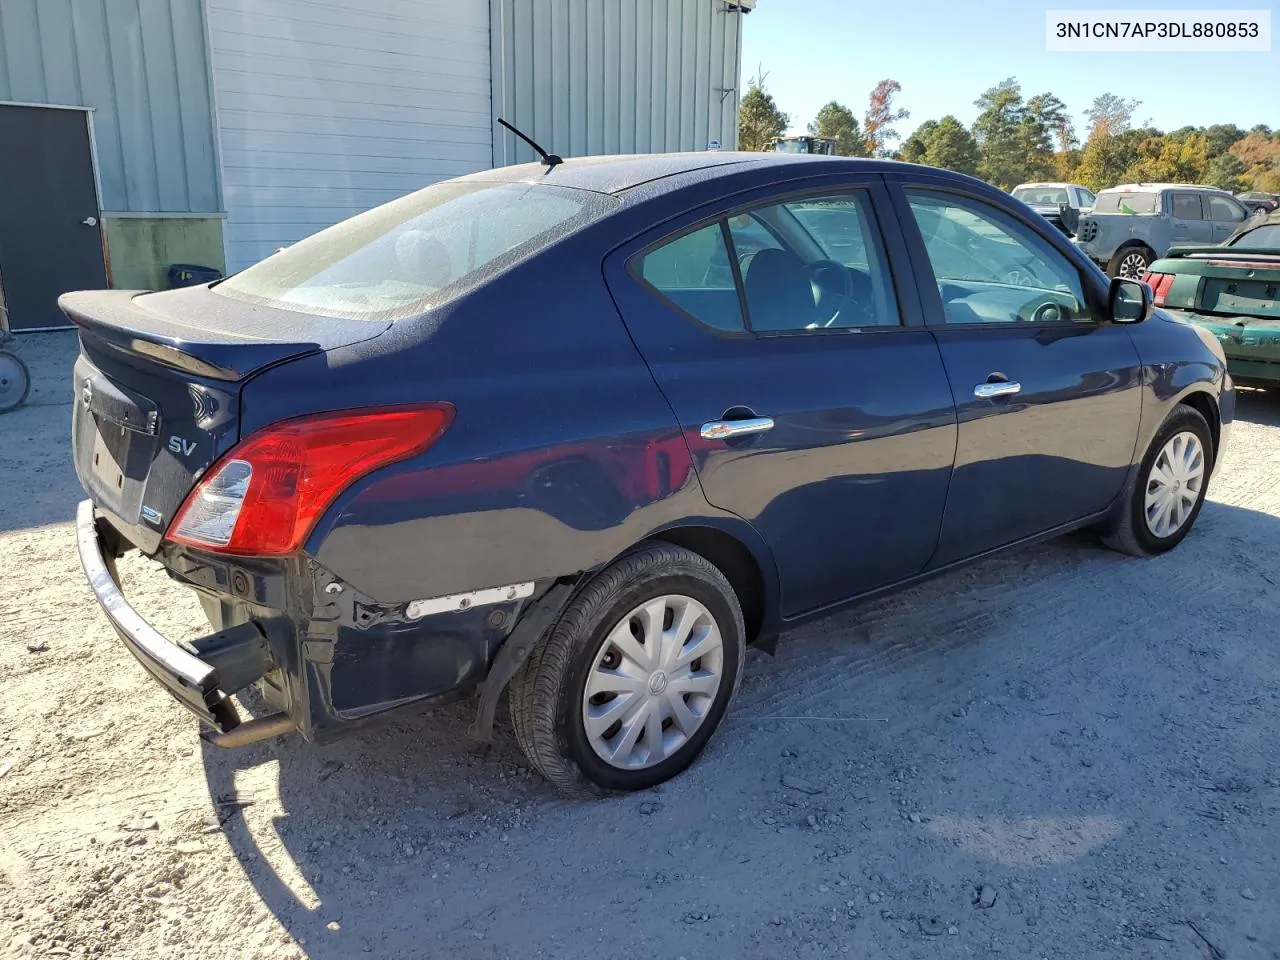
{"left": 200, "top": 494, "right": 1280, "bottom": 959}
{"left": 1233, "top": 386, "right": 1280, "bottom": 426}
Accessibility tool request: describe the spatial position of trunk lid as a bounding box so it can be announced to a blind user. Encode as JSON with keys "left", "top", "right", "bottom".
{"left": 1152, "top": 250, "right": 1280, "bottom": 320}
{"left": 63, "top": 284, "right": 390, "bottom": 553}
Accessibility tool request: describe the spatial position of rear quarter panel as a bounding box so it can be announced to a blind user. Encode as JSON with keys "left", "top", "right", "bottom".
{"left": 239, "top": 222, "right": 780, "bottom": 613}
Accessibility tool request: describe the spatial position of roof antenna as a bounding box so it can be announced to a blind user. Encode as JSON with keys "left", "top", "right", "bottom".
{"left": 497, "top": 117, "right": 563, "bottom": 168}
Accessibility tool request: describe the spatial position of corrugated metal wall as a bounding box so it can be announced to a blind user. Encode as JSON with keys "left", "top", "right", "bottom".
{"left": 0, "top": 0, "right": 220, "bottom": 214}
{"left": 490, "top": 0, "right": 746, "bottom": 166}
{"left": 206, "top": 0, "right": 493, "bottom": 271}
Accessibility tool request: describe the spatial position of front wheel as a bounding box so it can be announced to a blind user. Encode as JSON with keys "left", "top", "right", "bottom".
{"left": 1102, "top": 405, "right": 1213, "bottom": 556}
{"left": 509, "top": 543, "right": 745, "bottom": 794}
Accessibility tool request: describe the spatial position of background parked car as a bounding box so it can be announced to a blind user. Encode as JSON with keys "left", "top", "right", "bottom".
{"left": 1075, "top": 183, "right": 1250, "bottom": 279}
{"left": 1010, "top": 182, "right": 1096, "bottom": 236}
{"left": 1237, "top": 192, "right": 1280, "bottom": 217}
{"left": 1144, "top": 209, "right": 1280, "bottom": 388}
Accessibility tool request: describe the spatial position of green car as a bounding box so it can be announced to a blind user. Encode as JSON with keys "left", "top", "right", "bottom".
{"left": 1144, "top": 210, "right": 1280, "bottom": 388}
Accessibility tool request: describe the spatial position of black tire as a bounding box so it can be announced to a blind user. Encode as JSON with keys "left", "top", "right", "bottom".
{"left": 509, "top": 543, "right": 745, "bottom": 795}
{"left": 1106, "top": 245, "right": 1154, "bottom": 280}
{"left": 0, "top": 349, "right": 31, "bottom": 413}
{"left": 1102, "top": 405, "right": 1214, "bottom": 557}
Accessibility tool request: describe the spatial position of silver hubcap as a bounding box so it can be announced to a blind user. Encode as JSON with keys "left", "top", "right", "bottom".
{"left": 1144, "top": 431, "right": 1205, "bottom": 538}
{"left": 1119, "top": 252, "right": 1147, "bottom": 279}
{"left": 582, "top": 594, "right": 724, "bottom": 771}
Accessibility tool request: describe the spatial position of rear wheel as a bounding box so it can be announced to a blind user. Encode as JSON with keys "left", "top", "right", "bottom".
{"left": 509, "top": 543, "right": 744, "bottom": 794}
{"left": 1102, "top": 405, "right": 1213, "bottom": 556}
{"left": 1107, "top": 245, "right": 1153, "bottom": 280}
{"left": 0, "top": 350, "right": 30, "bottom": 413}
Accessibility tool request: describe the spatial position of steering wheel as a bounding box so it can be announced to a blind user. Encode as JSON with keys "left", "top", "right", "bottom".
{"left": 804, "top": 259, "right": 857, "bottom": 328}
{"left": 1030, "top": 300, "right": 1064, "bottom": 323}
{"left": 1001, "top": 256, "right": 1044, "bottom": 287}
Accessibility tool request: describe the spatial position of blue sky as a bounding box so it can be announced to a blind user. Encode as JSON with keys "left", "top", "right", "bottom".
{"left": 740, "top": 0, "right": 1279, "bottom": 145}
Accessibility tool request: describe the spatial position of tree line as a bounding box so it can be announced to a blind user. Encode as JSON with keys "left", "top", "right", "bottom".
{"left": 737, "top": 74, "right": 1280, "bottom": 195}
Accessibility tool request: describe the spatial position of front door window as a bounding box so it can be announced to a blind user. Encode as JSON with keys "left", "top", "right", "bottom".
{"left": 904, "top": 190, "right": 1089, "bottom": 325}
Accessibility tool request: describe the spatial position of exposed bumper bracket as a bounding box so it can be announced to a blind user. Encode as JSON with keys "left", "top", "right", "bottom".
{"left": 468, "top": 582, "right": 574, "bottom": 742}
{"left": 201, "top": 713, "right": 295, "bottom": 749}
{"left": 75, "top": 500, "right": 272, "bottom": 735}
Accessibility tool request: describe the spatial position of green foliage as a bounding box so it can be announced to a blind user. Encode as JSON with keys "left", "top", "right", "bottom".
{"left": 1206, "top": 152, "right": 1248, "bottom": 193}
{"left": 809, "top": 101, "right": 866, "bottom": 157}
{"left": 1231, "top": 131, "right": 1280, "bottom": 193}
{"left": 897, "top": 117, "right": 979, "bottom": 176}
{"left": 786, "top": 74, "right": 1274, "bottom": 197}
{"left": 1123, "top": 132, "right": 1210, "bottom": 184}
{"left": 738, "top": 79, "right": 789, "bottom": 152}
{"left": 897, "top": 120, "right": 937, "bottom": 165}
{"left": 972, "top": 78, "right": 1028, "bottom": 188}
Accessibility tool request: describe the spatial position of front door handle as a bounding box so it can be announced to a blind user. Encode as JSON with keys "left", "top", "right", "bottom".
{"left": 700, "top": 417, "right": 775, "bottom": 440}
{"left": 974, "top": 381, "right": 1021, "bottom": 399}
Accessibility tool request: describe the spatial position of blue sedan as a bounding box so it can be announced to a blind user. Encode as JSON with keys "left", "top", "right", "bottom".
{"left": 64, "top": 152, "right": 1233, "bottom": 794}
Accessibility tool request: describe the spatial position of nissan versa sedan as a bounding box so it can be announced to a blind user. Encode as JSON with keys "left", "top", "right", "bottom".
{"left": 66, "top": 152, "right": 1234, "bottom": 795}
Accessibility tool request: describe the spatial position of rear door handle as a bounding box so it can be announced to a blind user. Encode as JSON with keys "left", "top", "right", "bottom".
{"left": 974, "top": 381, "right": 1021, "bottom": 399}
{"left": 700, "top": 417, "right": 775, "bottom": 440}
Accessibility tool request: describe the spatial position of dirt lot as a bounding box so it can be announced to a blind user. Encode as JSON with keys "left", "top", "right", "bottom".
{"left": 2, "top": 331, "right": 1279, "bottom": 960}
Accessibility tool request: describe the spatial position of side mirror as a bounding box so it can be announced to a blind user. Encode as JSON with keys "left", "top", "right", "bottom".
{"left": 1058, "top": 202, "right": 1080, "bottom": 236}
{"left": 1109, "top": 277, "right": 1152, "bottom": 323}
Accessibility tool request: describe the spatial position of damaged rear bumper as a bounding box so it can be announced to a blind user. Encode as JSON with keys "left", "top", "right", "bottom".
{"left": 75, "top": 500, "right": 273, "bottom": 735}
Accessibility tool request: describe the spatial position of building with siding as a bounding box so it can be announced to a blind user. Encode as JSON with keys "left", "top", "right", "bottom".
{"left": 0, "top": 0, "right": 753, "bottom": 330}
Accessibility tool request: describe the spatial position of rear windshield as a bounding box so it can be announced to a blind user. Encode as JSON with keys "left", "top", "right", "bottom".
{"left": 1093, "top": 191, "right": 1159, "bottom": 215}
{"left": 214, "top": 181, "right": 618, "bottom": 320}
{"left": 1232, "top": 223, "right": 1280, "bottom": 249}
{"left": 1013, "top": 187, "right": 1068, "bottom": 205}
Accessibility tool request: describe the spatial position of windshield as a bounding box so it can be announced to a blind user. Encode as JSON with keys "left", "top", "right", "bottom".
{"left": 214, "top": 181, "right": 617, "bottom": 320}
{"left": 1093, "top": 191, "right": 1159, "bottom": 215}
{"left": 773, "top": 140, "right": 811, "bottom": 154}
{"left": 1013, "top": 187, "right": 1069, "bottom": 205}
{"left": 1232, "top": 224, "right": 1280, "bottom": 249}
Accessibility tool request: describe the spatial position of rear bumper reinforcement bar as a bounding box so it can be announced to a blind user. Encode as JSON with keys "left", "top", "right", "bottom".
{"left": 75, "top": 500, "right": 273, "bottom": 735}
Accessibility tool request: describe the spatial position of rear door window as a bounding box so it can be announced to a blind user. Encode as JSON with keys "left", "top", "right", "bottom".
{"left": 637, "top": 223, "right": 745, "bottom": 333}
{"left": 634, "top": 189, "right": 900, "bottom": 335}
{"left": 1172, "top": 194, "right": 1205, "bottom": 220}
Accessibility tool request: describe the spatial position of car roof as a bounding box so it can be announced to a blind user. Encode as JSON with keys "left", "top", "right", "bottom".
{"left": 453, "top": 151, "right": 927, "bottom": 197}
{"left": 1013, "top": 182, "right": 1078, "bottom": 189}
{"left": 1100, "top": 183, "right": 1231, "bottom": 194}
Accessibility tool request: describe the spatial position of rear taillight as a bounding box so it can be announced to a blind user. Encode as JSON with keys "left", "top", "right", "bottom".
{"left": 168, "top": 404, "right": 453, "bottom": 555}
{"left": 1142, "top": 272, "right": 1175, "bottom": 306}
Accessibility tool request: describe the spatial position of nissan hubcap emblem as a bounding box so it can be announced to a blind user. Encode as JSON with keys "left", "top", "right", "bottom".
{"left": 648, "top": 671, "right": 669, "bottom": 696}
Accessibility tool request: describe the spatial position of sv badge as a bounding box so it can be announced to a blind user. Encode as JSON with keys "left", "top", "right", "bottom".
{"left": 168, "top": 435, "right": 197, "bottom": 456}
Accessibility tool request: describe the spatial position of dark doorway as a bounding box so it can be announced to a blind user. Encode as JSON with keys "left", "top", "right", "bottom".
{"left": 0, "top": 104, "right": 108, "bottom": 331}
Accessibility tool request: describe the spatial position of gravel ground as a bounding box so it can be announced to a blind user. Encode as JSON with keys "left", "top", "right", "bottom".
{"left": 2, "top": 330, "right": 1279, "bottom": 960}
